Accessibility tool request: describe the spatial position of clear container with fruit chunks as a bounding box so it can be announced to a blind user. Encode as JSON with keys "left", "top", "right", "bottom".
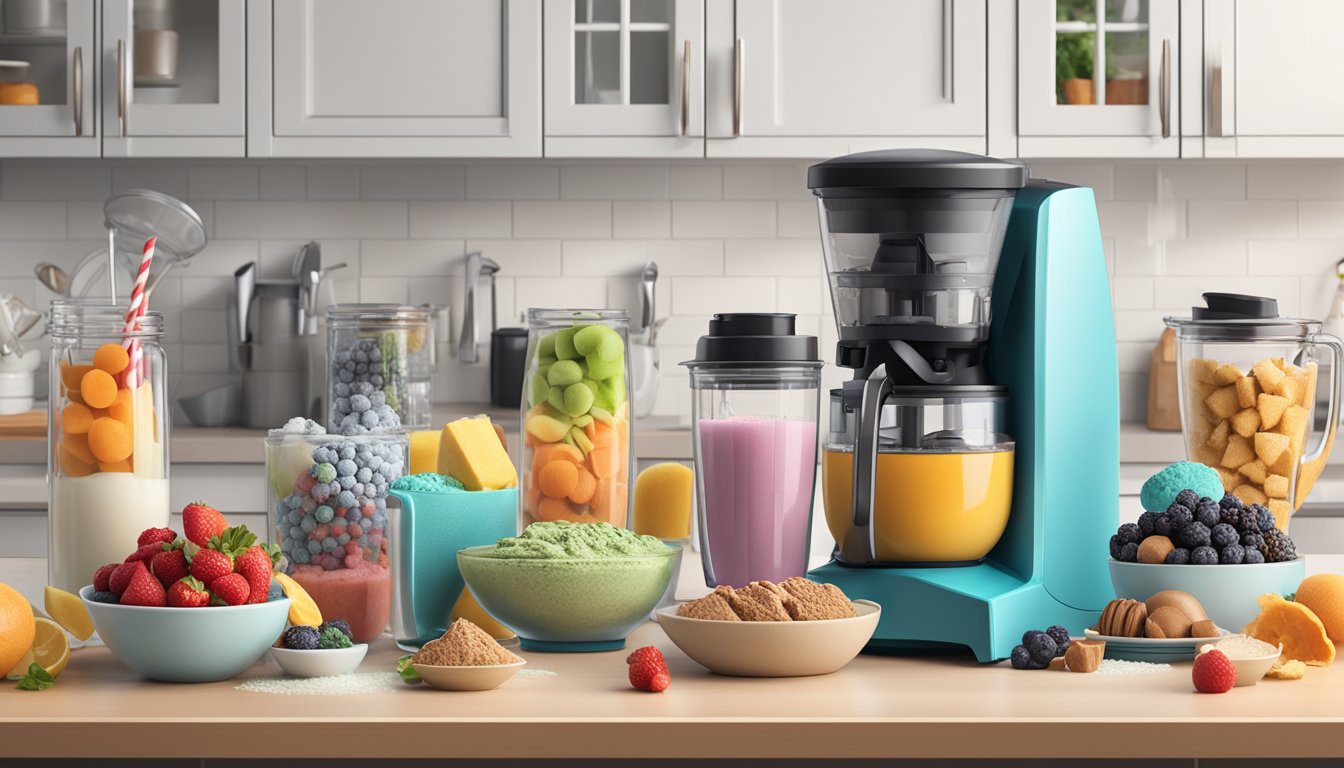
{"left": 1166, "top": 293, "right": 1344, "bottom": 530}
{"left": 47, "top": 299, "right": 170, "bottom": 594}
{"left": 326, "top": 304, "right": 433, "bottom": 432}
{"left": 520, "top": 309, "right": 634, "bottom": 530}
{"left": 266, "top": 429, "right": 408, "bottom": 643}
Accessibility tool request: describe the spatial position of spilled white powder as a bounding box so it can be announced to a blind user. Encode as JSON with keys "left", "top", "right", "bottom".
{"left": 516, "top": 668, "right": 556, "bottom": 679}
{"left": 1095, "top": 659, "right": 1172, "bottom": 675}
{"left": 1213, "top": 635, "right": 1279, "bottom": 659}
{"left": 236, "top": 672, "right": 401, "bottom": 695}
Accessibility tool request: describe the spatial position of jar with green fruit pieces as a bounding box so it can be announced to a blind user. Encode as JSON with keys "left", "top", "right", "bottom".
{"left": 520, "top": 309, "right": 633, "bottom": 530}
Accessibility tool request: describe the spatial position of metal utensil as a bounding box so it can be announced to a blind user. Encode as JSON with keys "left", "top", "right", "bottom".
{"left": 232, "top": 261, "right": 257, "bottom": 369}
{"left": 291, "top": 241, "right": 346, "bottom": 337}
{"left": 639, "top": 261, "right": 658, "bottom": 337}
{"left": 33, "top": 262, "right": 69, "bottom": 294}
{"left": 458, "top": 252, "right": 500, "bottom": 364}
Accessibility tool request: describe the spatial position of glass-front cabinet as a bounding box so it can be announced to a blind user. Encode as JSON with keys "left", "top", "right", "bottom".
{"left": 543, "top": 0, "right": 703, "bottom": 157}
{"left": 1018, "top": 0, "right": 1179, "bottom": 156}
{"left": 0, "top": 0, "right": 96, "bottom": 155}
{"left": 102, "top": 0, "right": 246, "bottom": 156}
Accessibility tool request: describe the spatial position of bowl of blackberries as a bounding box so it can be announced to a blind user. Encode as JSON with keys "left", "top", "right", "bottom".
{"left": 1108, "top": 489, "right": 1305, "bottom": 631}
{"left": 269, "top": 618, "right": 368, "bottom": 678}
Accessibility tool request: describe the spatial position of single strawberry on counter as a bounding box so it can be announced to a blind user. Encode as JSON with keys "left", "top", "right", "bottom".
{"left": 1192, "top": 648, "right": 1237, "bottom": 693}
{"left": 120, "top": 566, "right": 167, "bottom": 607}
{"left": 182, "top": 501, "right": 227, "bottom": 547}
{"left": 150, "top": 544, "right": 188, "bottom": 588}
{"left": 189, "top": 548, "right": 234, "bottom": 585}
{"left": 209, "top": 572, "right": 250, "bottom": 606}
{"left": 626, "top": 645, "right": 670, "bottom": 693}
{"left": 235, "top": 544, "right": 280, "bottom": 605}
{"left": 136, "top": 527, "right": 176, "bottom": 548}
{"left": 108, "top": 560, "right": 147, "bottom": 596}
{"left": 166, "top": 576, "right": 209, "bottom": 608}
{"left": 92, "top": 563, "right": 118, "bottom": 593}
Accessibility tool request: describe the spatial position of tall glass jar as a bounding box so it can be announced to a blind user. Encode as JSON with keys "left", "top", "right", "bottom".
{"left": 267, "top": 430, "right": 407, "bottom": 643}
{"left": 327, "top": 304, "right": 432, "bottom": 432}
{"left": 520, "top": 309, "right": 633, "bottom": 530}
{"left": 48, "top": 300, "right": 169, "bottom": 593}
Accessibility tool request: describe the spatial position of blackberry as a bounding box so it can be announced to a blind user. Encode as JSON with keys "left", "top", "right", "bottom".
{"left": 1138, "top": 512, "right": 1158, "bottom": 537}
{"left": 283, "top": 625, "right": 321, "bottom": 651}
{"left": 1244, "top": 549, "right": 1265, "bottom": 564}
{"left": 1262, "top": 529, "right": 1297, "bottom": 563}
{"left": 1241, "top": 531, "right": 1266, "bottom": 551}
{"left": 319, "top": 618, "right": 353, "bottom": 640}
{"left": 1010, "top": 645, "right": 1033, "bottom": 670}
{"left": 1152, "top": 513, "right": 1173, "bottom": 537}
{"left": 1219, "top": 504, "right": 1242, "bottom": 528}
{"left": 1117, "top": 523, "right": 1143, "bottom": 545}
{"left": 1026, "top": 632, "right": 1058, "bottom": 663}
{"left": 1191, "top": 545, "right": 1219, "bottom": 565}
{"left": 1045, "top": 626, "right": 1071, "bottom": 656}
{"left": 90, "top": 590, "right": 120, "bottom": 604}
{"left": 1210, "top": 523, "right": 1239, "bottom": 549}
{"left": 1219, "top": 492, "right": 1244, "bottom": 512}
{"left": 1219, "top": 543, "right": 1246, "bottom": 564}
{"left": 1237, "top": 508, "right": 1262, "bottom": 533}
{"left": 1166, "top": 548, "right": 1191, "bottom": 565}
{"left": 1167, "top": 504, "right": 1194, "bottom": 531}
{"left": 1109, "top": 534, "right": 1124, "bottom": 560}
{"left": 1180, "top": 521, "right": 1212, "bottom": 549}
{"left": 1251, "top": 504, "right": 1275, "bottom": 533}
{"left": 1120, "top": 542, "right": 1139, "bottom": 562}
{"left": 1195, "top": 499, "right": 1221, "bottom": 528}
{"left": 1175, "top": 489, "right": 1201, "bottom": 509}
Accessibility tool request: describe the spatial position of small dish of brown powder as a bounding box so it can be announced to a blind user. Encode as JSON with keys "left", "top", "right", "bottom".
{"left": 410, "top": 619, "right": 527, "bottom": 691}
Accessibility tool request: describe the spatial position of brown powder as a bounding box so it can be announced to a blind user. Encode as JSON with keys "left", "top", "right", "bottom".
{"left": 411, "top": 618, "right": 522, "bottom": 666}
{"left": 677, "top": 578, "right": 856, "bottom": 622}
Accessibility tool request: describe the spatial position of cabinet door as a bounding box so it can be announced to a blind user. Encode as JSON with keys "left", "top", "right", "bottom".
{"left": 264, "top": 0, "right": 540, "bottom": 156}
{"left": 0, "top": 0, "right": 96, "bottom": 156}
{"left": 103, "top": 0, "right": 246, "bottom": 157}
{"left": 544, "top": 0, "right": 703, "bottom": 157}
{"left": 1018, "top": 0, "right": 1180, "bottom": 157}
{"left": 707, "top": 0, "right": 986, "bottom": 158}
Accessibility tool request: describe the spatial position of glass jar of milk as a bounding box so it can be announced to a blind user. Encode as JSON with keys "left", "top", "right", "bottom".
{"left": 48, "top": 300, "right": 170, "bottom": 593}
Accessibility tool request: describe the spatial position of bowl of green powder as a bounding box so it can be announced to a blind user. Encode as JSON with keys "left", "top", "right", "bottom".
{"left": 458, "top": 521, "right": 678, "bottom": 652}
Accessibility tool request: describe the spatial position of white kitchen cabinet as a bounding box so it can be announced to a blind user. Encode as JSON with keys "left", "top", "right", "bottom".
{"left": 248, "top": 0, "right": 541, "bottom": 158}
{"left": 705, "top": 0, "right": 987, "bottom": 158}
{"left": 0, "top": 0, "right": 98, "bottom": 157}
{"left": 544, "top": 0, "right": 704, "bottom": 158}
{"left": 1018, "top": 0, "right": 1181, "bottom": 157}
{"left": 1201, "top": 0, "right": 1344, "bottom": 157}
{"left": 102, "top": 0, "right": 246, "bottom": 157}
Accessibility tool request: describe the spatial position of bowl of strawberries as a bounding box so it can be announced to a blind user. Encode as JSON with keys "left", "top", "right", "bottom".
{"left": 79, "top": 502, "right": 291, "bottom": 683}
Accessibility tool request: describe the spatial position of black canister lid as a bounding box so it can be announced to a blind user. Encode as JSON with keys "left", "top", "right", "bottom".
{"left": 684, "top": 313, "right": 820, "bottom": 367}
{"left": 1192, "top": 292, "right": 1278, "bottom": 320}
{"left": 1165, "top": 293, "right": 1321, "bottom": 340}
{"left": 807, "top": 149, "right": 1028, "bottom": 192}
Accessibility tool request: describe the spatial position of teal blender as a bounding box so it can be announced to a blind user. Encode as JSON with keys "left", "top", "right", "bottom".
{"left": 806, "top": 150, "right": 1119, "bottom": 662}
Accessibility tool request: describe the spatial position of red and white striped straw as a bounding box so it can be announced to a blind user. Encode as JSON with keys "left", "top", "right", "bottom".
{"left": 121, "top": 237, "right": 156, "bottom": 389}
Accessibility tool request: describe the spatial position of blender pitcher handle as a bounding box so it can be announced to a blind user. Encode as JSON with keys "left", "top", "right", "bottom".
{"left": 1303, "top": 333, "right": 1344, "bottom": 465}
{"left": 842, "top": 364, "right": 890, "bottom": 565}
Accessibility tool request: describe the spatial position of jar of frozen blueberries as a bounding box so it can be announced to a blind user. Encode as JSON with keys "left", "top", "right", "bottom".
{"left": 326, "top": 305, "right": 433, "bottom": 432}
{"left": 266, "top": 424, "right": 409, "bottom": 643}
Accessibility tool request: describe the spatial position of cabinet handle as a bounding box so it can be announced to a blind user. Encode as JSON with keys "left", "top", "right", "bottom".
{"left": 732, "top": 37, "right": 743, "bottom": 136}
{"left": 942, "top": 0, "right": 953, "bottom": 100}
{"left": 117, "top": 39, "right": 127, "bottom": 137}
{"left": 72, "top": 46, "right": 83, "bottom": 136}
{"left": 679, "top": 39, "right": 690, "bottom": 137}
{"left": 1159, "top": 38, "right": 1171, "bottom": 139}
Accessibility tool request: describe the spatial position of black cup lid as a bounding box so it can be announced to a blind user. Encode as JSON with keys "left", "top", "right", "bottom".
{"left": 807, "top": 149, "right": 1028, "bottom": 192}
{"left": 1165, "top": 293, "right": 1320, "bottom": 340}
{"left": 1191, "top": 292, "right": 1278, "bottom": 320}
{"left": 684, "top": 313, "right": 819, "bottom": 367}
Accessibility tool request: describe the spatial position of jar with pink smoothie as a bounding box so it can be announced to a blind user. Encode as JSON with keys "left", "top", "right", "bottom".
{"left": 682, "top": 314, "right": 822, "bottom": 588}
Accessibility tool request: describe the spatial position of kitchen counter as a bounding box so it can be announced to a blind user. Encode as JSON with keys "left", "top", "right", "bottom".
{"left": 4, "top": 618, "right": 1344, "bottom": 761}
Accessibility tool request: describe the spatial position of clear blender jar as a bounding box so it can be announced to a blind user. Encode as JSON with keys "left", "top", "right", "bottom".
{"left": 327, "top": 304, "right": 433, "bottom": 432}
{"left": 683, "top": 314, "right": 822, "bottom": 587}
{"left": 1166, "top": 293, "right": 1343, "bottom": 530}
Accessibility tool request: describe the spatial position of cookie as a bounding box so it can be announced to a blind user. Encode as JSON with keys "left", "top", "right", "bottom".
{"left": 725, "top": 583, "right": 793, "bottom": 621}
{"left": 777, "top": 577, "right": 856, "bottom": 621}
{"left": 676, "top": 587, "right": 740, "bottom": 621}
{"left": 1099, "top": 598, "right": 1147, "bottom": 638}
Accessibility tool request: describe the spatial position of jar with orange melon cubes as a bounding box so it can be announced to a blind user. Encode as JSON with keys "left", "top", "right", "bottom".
{"left": 47, "top": 300, "right": 169, "bottom": 593}
{"left": 519, "top": 310, "right": 633, "bottom": 531}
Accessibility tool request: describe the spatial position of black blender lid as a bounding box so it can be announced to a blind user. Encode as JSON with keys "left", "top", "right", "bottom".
{"left": 1165, "top": 292, "right": 1320, "bottom": 339}
{"left": 683, "top": 313, "right": 819, "bottom": 367}
{"left": 807, "top": 149, "right": 1028, "bottom": 192}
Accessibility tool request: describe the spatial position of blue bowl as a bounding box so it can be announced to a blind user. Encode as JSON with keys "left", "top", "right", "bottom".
{"left": 1109, "top": 558, "right": 1306, "bottom": 632}
{"left": 80, "top": 585, "right": 290, "bottom": 683}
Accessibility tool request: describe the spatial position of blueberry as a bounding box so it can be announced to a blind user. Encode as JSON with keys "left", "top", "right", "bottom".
{"left": 1010, "top": 645, "right": 1033, "bottom": 670}
{"left": 320, "top": 618, "right": 354, "bottom": 640}
{"left": 1219, "top": 543, "right": 1246, "bottom": 564}
{"left": 283, "top": 625, "right": 321, "bottom": 650}
{"left": 334, "top": 382, "right": 350, "bottom": 398}
{"left": 339, "top": 445, "right": 356, "bottom": 461}
{"left": 1175, "top": 489, "right": 1201, "bottom": 509}
{"left": 1117, "top": 523, "right": 1142, "bottom": 545}
{"left": 1210, "top": 523, "right": 1238, "bottom": 548}
{"left": 322, "top": 538, "right": 337, "bottom": 552}
{"left": 315, "top": 505, "right": 334, "bottom": 523}
{"left": 1045, "top": 626, "right": 1070, "bottom": 655}
{"left": 1252, "top": 504, "right": 1275, "bottom": 532}
{"left": 337, "top": 475, "right": 356, "bottom": 490}
{"left": 350, "top": 394, "right": 371, "bottom": 413}
{"left": 267, "top": 581, "right": 284, "bottom": 602}
{"left": 1138, "top": 512, "right": 1157, "bottom": 537}
{"left": 1195, "top": 500, "right": 1221, "bottom": 528}
{"left": 1152, "top": 514, "right": 1173, "bottom": 537}
{"left": 1167, "top": 503, "right": 1194, "bottom": 531}
{"left": 337, "top": 368, "right": 354, "bottom": 384}
{"left": 356, "top": 467, "right": 373, "bottom": 483}
{"left": 1119, "top": 542, "right": 1139, "bottom": 562}
{"left": 1109, "top": 535, "right": 1124, "bottom": 559}
{"left": 337, "top": 490, "right": 357, "bottom": 509}
{"left": 90, "top": 590, "right": 120, "bottom": 604}
{"left": 1191, "top": 545, "right": 1218, "bottom": 565}
{"left": 1026, "top": 632, "right": 1058, "bottom": 663}
{"left": 300, "top": 516, "right": 317, "bottom": 533}
{"left": 306, "top": 540, "right": 322, "bottom": 555}
{"left": 1244, "top": 549, "right": 1265, "bottom": 564}
{"left": 1022, "top": 629, "right": 1044, "bottom": 646}
{"left": 291, "top": 549, "right": 310, "bottom": 564}
{"left": 1241, "top": 532, "right": 1265, "bottom": 550}
{"left": 359, "top": 410, "right": 379, "bottom": 429}
{"left": 1180, "top": 521, "right": 1211, "bottom": 549}
{"left": 370, "top": 391, "right": 385, "bottom": 408}
{"left": 1166, "top": 548, "right": 1191, "bottom": 564}
{"left": 1219, "top": 492, "right": 1244, "bottom": 511}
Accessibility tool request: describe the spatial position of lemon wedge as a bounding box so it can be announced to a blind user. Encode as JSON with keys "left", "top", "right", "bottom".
{"left": 44, "top": 586, "right": 94, "bottom": 641}
{"left": 31, "top": 617, "right": 70, "bottom": 679}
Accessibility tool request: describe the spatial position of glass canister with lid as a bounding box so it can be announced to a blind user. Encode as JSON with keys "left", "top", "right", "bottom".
{"left": 47, "top": 299, "right": 170, "bottom": 593}
{"left": 326, "top": 304, "right": 433, "bottom": 432}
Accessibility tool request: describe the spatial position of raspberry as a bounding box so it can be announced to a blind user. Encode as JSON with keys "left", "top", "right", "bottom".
{"left": 1192, "top": 649, "right": 1236, "bottom": 693}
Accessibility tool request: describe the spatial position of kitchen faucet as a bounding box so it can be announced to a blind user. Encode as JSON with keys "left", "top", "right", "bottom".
{"left": 458, "top": 251, "right": 499, "bottom": 364}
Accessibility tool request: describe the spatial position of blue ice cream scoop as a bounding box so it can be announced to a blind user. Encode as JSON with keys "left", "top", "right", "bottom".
{"left": 1140, "top": 461, "right": 1223, "bottom": 511}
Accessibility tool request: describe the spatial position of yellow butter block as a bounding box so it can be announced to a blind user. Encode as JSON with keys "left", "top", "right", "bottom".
{"left": 633, "top": 462, "right": 693, "bottom": 539}
{"left": 409, "top": 430, "right": 441, "bottom": 475}
{"left": 437, "top": 415, "right": 517, "bottom": 491}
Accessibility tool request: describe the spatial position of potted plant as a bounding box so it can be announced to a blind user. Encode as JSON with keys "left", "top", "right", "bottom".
{"left": 1056, "top": 32, "right": 1095, "bottom": 105}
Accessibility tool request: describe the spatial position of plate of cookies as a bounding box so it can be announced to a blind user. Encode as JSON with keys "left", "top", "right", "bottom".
{"left": 656, "top": 577, "right": 880, "bottom": 677}
{"left": 1084, "top": 591, "right": 1230, "bottom": 661}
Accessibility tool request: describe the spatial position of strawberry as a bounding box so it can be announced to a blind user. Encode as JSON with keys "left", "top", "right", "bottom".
{"left": 124, "top": 541, "right": 165, "bottom": 564}
{"left": 92, "top": 563, "right": 118, "bottom": 592}
{"left": 137, "top": 527, "right": 176, "bottom": 548}
{"left": 108, "top": 560, "right": 147, "bottom": 596}
{"left": 626, "top": 645, "right": 670, "bottom": 693}
{"left": 235, "top": 544, "right": 279, "bottom": 605}
{"left": 209, "top": 573, "right": 250, "bottom": 606}
{"left": 182, "top": 501, "right": 227, "bottom": 547}
{"left": 150, "top": 546, "right": 189, "bottom": 588}
{"left": 166, "top": 576, "right": 209, "bottom": 608}
{"left": 1192, "top": 648, "right": 1237, "bottom": 693}
{"left": 120, "top": 566, "right": 167, "bottom": 607}
{"left": 189, "top": 548, "right": 234, "bottom": 584}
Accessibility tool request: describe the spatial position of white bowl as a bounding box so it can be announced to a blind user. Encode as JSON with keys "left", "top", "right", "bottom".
{"left": 1109, "top": 558, "right": 1306, "bottom": 632}
{"left": 270, "top": 643, "right": 368, "bottom": 678}
{"left": 1200, "top": 637, "right": 1283, "bottom": 687}
{"left": 0, "top": 371, "right": 35, "bottom": 397}
{"left": 0, "top": 395, "right": 34, "bottom": 415}
{"left": 412, "top": 660, "right": 526, "bottom": 691}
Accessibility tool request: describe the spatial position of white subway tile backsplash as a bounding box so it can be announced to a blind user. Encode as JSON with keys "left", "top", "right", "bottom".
{"left": 112, "top": 166, "right": 190, "bottom": 199}
{"left": 0, "top": 202, "right": 65, "bottom": 239}
{"left": 512, "top": 201, "right": 610, "bottom": 238}
{"left": 1031, "top": 162, "right": 1115, "bottom": 199}
{"left": 188, "top": 166, "right": 259, "bottom": 200}
{"left": 258, "top": 166, "right": 306, "bottom": 201}
{"left": 777, "top": 277, "right": 823, "bottom": 315}
{"left": 179, "top": 276, "right": 231, "bottom": 309}
{"left": 724, "top": 239, "right": 819, "bottom": 276}
{"left": 1187, "top": 201, "right": 1296, "bottom": 239}
{"left": 1110, "top": 276, "right": 1154, "bottom": 310}
{"left": 612, "top": 201, "right": 670, "bottom": 238}
{"left": 1248, "top": 239, "right": 1344, "bottom": 276}
{"left": 671, "top": 277, "right": 776, "bottom": 315}
{"left": 1162, "top": 239, "right": 1247, "bottom": 276}
{"left": 668, "top": 166, "right": 721, "bottom": 199}
{"left": 563, "top": 239, "right": 718, "bottom": 277}
{"left": 306, "top": 165, "right": 360, "bottom": 201}
{"left": 358, "top": 277, "right": 410, "bottom": 304}
{"left": 467, "top": 166, "right": 559, "bottom": 200}
{"left": 1116, "top": 341, "right": 1154, "bottom": 375}
{"left": 672, "top": 201, "right": 774, "bottom": 238}
{"left": 408, "top": 201, "right": 510, "bottom": 238}
{"left": 190, "top": 240, "right": 260, "bottom": 276}
{"left": 181, "top": 343, "right": 229, "bottom": 374}
{"left": 562, "top": 166, "right": 667, "bottom": 200}
{"left": 219, "top": 201, "right": 407, "bottom": 239}
{"left": 360, "top": 239, "right": 463, "bottom": 276}
{"left": 1249, "top": 165, "right": 1344, "bottom": 200}
{"left": 464, "top": 239, "right": 561, "bottom": 276}
{"left": 360, "top": 165, "right": 464, "bottom": 200}
{"left": 723, "top": 166, "right": 775, "bottom": 199}
{"left": 776, "top": 200, "right": 819, "bottom": 238}
{"left": 2, "top": 166, "right": 109, "bottom": 200}
{"left": 1112, "top": 309, "right": 1169, "bottom": 342}
{"left": 514, "top": 276, "right": 609, "bottom": 311}
{"left": 179, "top": 309, "right": 228, "bottom": 343}
{"left": 1154, "top": 276, "right": 1301, "bottom": 315}
{"left": 1298, "top": 201, "right": 1344, "bottom": 238}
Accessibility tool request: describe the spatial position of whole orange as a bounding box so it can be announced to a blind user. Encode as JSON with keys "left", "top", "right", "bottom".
{"left": 0, "top": 583, "right": 36, "bottom": 674}
{"left": 1296, "top": 573, "right": 1344, "bottom": 643}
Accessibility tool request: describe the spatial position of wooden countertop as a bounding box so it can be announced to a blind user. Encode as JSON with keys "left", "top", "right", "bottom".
{"left": 4, "top": 621, "right": 1344, "bottom": 761}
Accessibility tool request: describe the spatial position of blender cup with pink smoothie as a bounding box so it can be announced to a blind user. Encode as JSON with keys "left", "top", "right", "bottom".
{"left": 683, "top": 314, "right": 822, "bottom": 587}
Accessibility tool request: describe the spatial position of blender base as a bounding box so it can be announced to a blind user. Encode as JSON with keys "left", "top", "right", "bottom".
{"left": 808, "top": 559, "right": 1102, "bottom": 663}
